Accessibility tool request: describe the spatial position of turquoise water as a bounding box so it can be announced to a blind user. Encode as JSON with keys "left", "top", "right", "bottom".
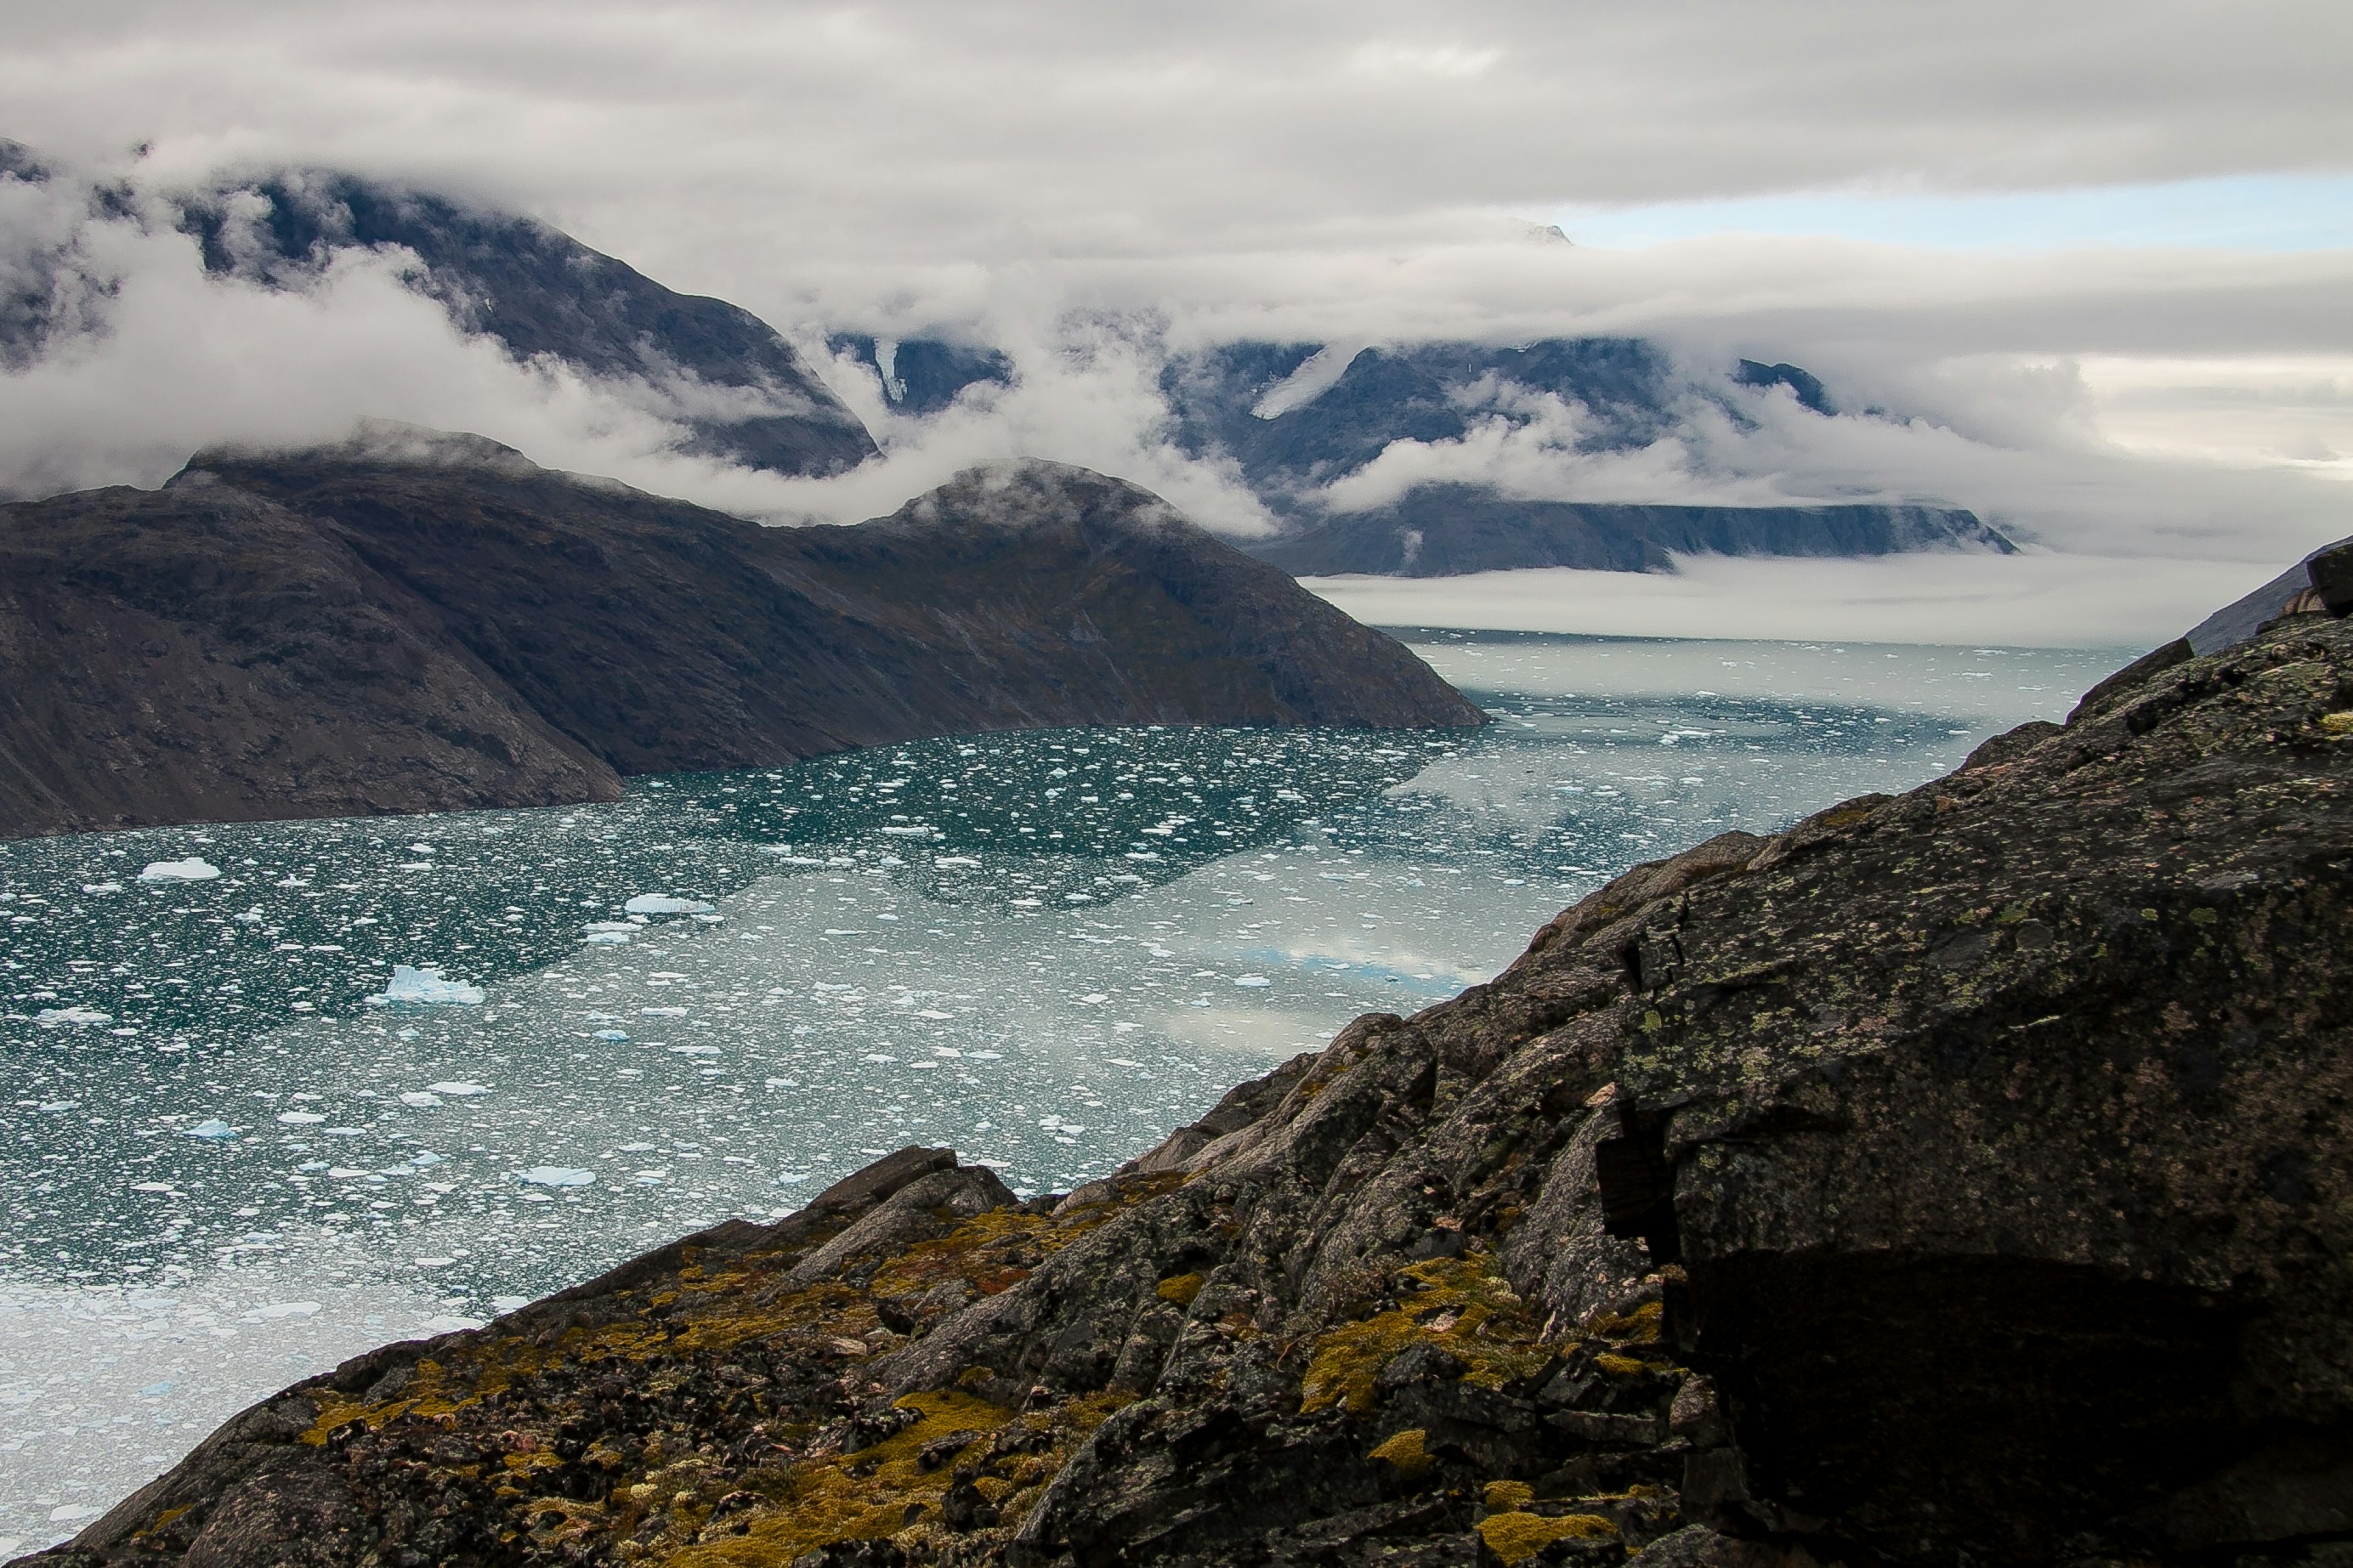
{"left": 0, "top": 632, "right": 2127, "bottom": 1551}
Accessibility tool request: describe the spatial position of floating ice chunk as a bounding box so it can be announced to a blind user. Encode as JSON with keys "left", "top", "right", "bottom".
{"left": 917, "top": 1009, "right": 955, "bottom": 1020}
{"left": 593, "top": 1029, "right": 628, "bottom": 1042}
{"left": 668, "top": 1044, "right": 720, "bottom": 1056}
{"left": 625, "top": 894, "right": 715, "bottom": 915}
{"left": 81, "top": 880, "right": 123, "bottom": 895}
{"left": 641, "top": 1005, "right": 689, "bottom": 1017}
{"left": 967, "top": 1050, "right": 1003, "bottom": 1061}
{"left": 36, "top": 1005, "right": 112, "bottom": 1027}
{"left": 775, "top": 1171, "right": 808, "bottom": 1184}
{"left": 368, "top": 965, "right": 485, "bottom": 1006}
{"left": 130, "top": 1180, "right": 177, "bottom": 1193}
{"left": 864, "top": 1053, "right": 898, "bottom": 1063}
{"left": 235, "top": 908, "right": 264, "bottom": 923}
{"left": 1079, "top": 993, "right": 1108, "bottom": 1005}
{"left": 1106, "top": 1057, "right": 1142, "bottom": 1068}
{"left": 516, "top": 1166, "right": 594, "bottom": 1187}
{"left": 247, "top": 1301, "right": 321, "bottom": 1318}
{"left": 139, "top": 857, "right": 220, "bottom": 881}
{"left": 276, "top": 1111, "right": 326, "bottom": 1124}
{"left": 413, "top": 1258, "right": 456, "bottom": 1269}
{"left": 184, "top": 1119, "right": 238, "bottom": 1140}
{"left": 491, "top": 1295, "right": 530, "bottom": 1312}
{"left": 425, "top": 1081, "right": 490, "bottom": 1097}
{"left": 399, "top": 1091, "right": 445, "bottom": 1108}
{"left": 933, "top": 856, "right": 981, "bottom": 868}
{"left": 879, "top": 824, "right": 936, "bottom": 837}
{"left": 37, "top": 1100, "right": 77, "bottom": 1112}
{"left": 584, "top": 931, "right": 632, "bottom": 945}
{"left": 422, "top": 1314, "right": 485, "bottom": 1333}
{"left": 48, "top": 1506, "right": 101, "bottom": 1525}
{"left": 1233, "top": 975, "right": 1272, "bottom": 988}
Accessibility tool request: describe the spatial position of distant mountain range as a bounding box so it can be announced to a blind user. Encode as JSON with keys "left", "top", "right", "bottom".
{"left": 0, "top": 433, "right": 1479, "bottom": 837}
{"left": 1, "top": 143, "right": 2010, "bottom": 578}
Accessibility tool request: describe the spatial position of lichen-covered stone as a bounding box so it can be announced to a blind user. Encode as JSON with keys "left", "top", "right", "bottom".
{"left": 26, "top": 612, "right": 2353, "bottom": 1567}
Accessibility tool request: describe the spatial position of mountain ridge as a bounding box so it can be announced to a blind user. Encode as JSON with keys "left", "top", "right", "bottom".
{"left": 0, "top": 441, "right": 1482, "bottom": 838}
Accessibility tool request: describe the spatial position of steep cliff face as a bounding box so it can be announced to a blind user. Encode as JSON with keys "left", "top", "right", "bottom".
{"left": 31, "top": 605, "right": 2353, "bottom": 1567}
{"left": 0, "top": 440, "right": 1482, "bottom": 837}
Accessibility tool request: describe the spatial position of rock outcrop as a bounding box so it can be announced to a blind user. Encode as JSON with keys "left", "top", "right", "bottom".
{"left": 0, "top": 440, "right": 1483, "bottom": 837}
{"left": 26, "top": 608, "right": 2353, "bottom": 1568}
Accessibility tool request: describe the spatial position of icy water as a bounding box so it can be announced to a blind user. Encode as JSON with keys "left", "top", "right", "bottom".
{"left": 0, "top": 633, "right": 2128, "bottom": 1551}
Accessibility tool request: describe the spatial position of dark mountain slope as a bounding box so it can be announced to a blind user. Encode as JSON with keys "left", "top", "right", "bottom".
{"left": 0, "top": 438, "right": 1480, "bottom": 837}
{"left": 178, "top": 173, "right": 877, "bottom": 477}
{"left": 828, "top": 334, "right": 1015, "bottom": 416}
{"left": 36, "top": 590, "right": 2353, "bottom": 1567}
{"left": 0, "top": 473, "right": 623, "bottom": 836}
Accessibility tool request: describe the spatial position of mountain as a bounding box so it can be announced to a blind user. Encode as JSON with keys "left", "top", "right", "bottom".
{"left": 0, "top": 433, "right": 1482, "bottom": 838}
{"left": 1156, "top": 337, "right": 2010, "bottom": 576}
{"left": 35, "top": 586, "right": 2353, "bottom": 1567}
{"left": 175, "top": 172, "right": 877, "bottom": 477}
{"left": 828, "top": 333, "right": 1015, "bottom": 416}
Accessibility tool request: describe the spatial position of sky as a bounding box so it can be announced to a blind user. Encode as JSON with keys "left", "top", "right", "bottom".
{"left": 3, "top": 0, "right": 2350, "bottom": 643}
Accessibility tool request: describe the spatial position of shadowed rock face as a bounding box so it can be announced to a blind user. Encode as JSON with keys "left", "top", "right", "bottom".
{"left": 27, "top": 606, "right": 2353, "bottom": 1567}
{"left": 0, "top": 442, "right": 1482, "bottom": 837}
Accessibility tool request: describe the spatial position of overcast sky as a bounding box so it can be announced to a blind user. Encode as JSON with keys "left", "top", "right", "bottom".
{"left": 4, "top": 0, "right": 2350, "bottom": 640}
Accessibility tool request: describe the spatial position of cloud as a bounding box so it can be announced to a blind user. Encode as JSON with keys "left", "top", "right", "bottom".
{"left": 0, "top": 2, "right": 2345, "bottom": 616}
{"left": 1300, "top": 551, "right": 2294, "bottom": 651}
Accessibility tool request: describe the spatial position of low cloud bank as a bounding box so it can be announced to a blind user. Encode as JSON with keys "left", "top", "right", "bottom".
{"left": 1302, "top": 552, "right": 2288, "bottom": 651}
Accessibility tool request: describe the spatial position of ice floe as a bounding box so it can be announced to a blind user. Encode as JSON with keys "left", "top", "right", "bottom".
{"left": 367, "top": 965, "right": 485, "bottom": 1006}
{"left": 137, "top": 857, "right": 220, "bottom": 881}
{"left": 515, "top": 1166, "right": 594, "bottom": 1187}
{"left": 624, "top": 894, "right": 715, "bottom": 915}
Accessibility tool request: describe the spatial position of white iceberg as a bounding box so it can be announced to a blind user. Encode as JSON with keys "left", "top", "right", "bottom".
{"left": 35, "top": 1005, "right": 112, "bottom": 1027}
{"left": 399, "top": 1091, "right": 445, "bottom": 1108}
{"left": 624, "top": 894, "right": 715, "bottom": 915}
{"left": 183, "top": 1119, "right": 238, "bottom": 1141}
{"left": 515, "top": 1166, "right": 594, "bottom": 1187}
{"left": 366, "top": 965, "right": 485, "bottom": 1006}
{"left": 424, "top": 1080, "right": 491, "bottom": 1097}
{"left": 1233, "top": 975, "right": 1273, "bottom": 988}
{"left": 138, "top": 857, "right": 221, "bottom": 882}
{"left": 275, "top": 1111, "right": 326, "bottom": 1124}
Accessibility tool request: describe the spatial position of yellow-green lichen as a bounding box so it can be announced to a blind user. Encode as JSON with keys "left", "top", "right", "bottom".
{"left": 1483, "top": 1480, "right": 1535, "bottom": 1510}
{"left": 1300, "top": 1254, "right": 1548, "bottom": 1414}
{"left": 1476, "top": 1511, "right": 1616, "bottom": 1565}
{"left": 1157, "top": 1273, "right": 1205, "bottom": 1306}
{"left": 1368, "top": 1429, "right": 1432, "bottom": 1478}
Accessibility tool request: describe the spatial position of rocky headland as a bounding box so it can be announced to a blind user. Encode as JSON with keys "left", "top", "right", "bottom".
{"left": 24, "top": 568, "right": 2353, "bottom": 1565}
{"left": 0, "top": 437, "right": 1481, "bottom": 838}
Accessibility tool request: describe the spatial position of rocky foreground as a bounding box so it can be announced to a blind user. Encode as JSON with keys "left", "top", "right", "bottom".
{"left": 0, "top": 439, "right": 1478, "bottom": 837}
{"left": 29, "top": 609, "right": 2353, "bottom": 1566}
